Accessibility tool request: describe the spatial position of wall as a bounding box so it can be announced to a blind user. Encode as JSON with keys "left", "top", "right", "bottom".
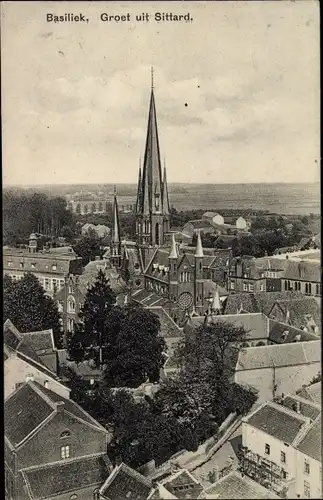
{"left": 4, "top": 357, "right": 70, "bottom": 400}
{"left": 235, "top": 363, "right": 320, "bottom": 403}
{"left": 295, "top": 451, "right": 321, "bottom": 499}
{"left": 213, "top": 214, "right": 225, "bottom": 226}
{"left": 17, "top": 411, "right": 108, "bottom": 470}
{"left": 242, "top": 422, "right": 297, "bottom": 480}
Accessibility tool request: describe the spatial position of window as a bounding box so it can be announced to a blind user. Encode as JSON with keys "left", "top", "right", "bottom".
{"left": 68, "top": 297, "right": 75, "bottom": 313}
{"left": 265, "top": 443, "right": 270, "bottom": 455}
{"left": 60, "top": 445, "right": 70, "bottom": 459}
{"left": 230, "top": 282, "right": 235, "bottom": 290}
{"left": 281, "top": 470, "right": 287, "bottom": 479}
{"left": 248, "top": 284, "right": 254, "bottom": 292}
{"left": 45, "top": 278, "right": 50, "bottom": 289}
{"left": 260, "top": 284, "right": 264, "bottom": 291}
{"left": 304, "top": 459, "right": 310, "bottom": 475}
{"left": 31, "top": 263, "right": 36, "bottom": 268}
{"left": 7, "top": 261, "right": 12, "bottom": 267}
{"left": 280, "top": 451, "right": 286, "bottom": 463}
{"left": 52, "top": 264, "right": 57, "bottom": 271}
{"left": 68, "top": 285, "right": 73, "bottom": 293}
{"left": 316, "top": 283, "right": 320, "bottom": 295}
{"left": 304, "top": 480, "right": 310, "bottom": 498}
{"left": 243, "top": 283, "right": 248, "bottom": 291}
{"left": 20, "top": 262, "right": 24, "bottom": 268}
{"left": 60, "top": 430, "right": 71, "bottom": 439}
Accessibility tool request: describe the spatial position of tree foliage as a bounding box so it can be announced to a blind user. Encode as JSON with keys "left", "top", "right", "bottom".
{"left": 67, "top": 270, "right": 166, "bottom": 387}
{"left": 73, "top": 231, "right": 103, "bottom": 266}
{"left": 3, "top": 272, "right": 62, "bottom": 347}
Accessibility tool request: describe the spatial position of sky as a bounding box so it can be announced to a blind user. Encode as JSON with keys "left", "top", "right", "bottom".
{"left": 1, "top": 1, "right": 320, "bottom": 185}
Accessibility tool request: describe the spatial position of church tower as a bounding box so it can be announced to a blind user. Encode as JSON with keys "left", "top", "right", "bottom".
{"left": 194, "top": 230, "right": 204, "bottom": 314}
{"left": 135, "top": 68, "right": 171, "bottom": 252}
{"left": 110, "top": 187, "right": 122, "bottom": 268}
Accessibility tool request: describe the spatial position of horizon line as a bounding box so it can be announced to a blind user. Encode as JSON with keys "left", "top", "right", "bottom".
{"left": 4, "top": 181, "right": 318, "bottom": 188}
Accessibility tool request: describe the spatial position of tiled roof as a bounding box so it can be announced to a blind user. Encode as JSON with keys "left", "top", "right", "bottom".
{"left": 297, "top": 381, "right": 321, "bottom": 406}
{"left": 131, "top": 289, "right": 171, "bottom": 309}
{"left": 246, "top": 402, "right": 307, "bottom": 445}
{"left": 185, "top": 313, "right": 269, "bottom": 341}
{"left": 21, "top": 453, "right": 111, "bottom": 499}
{"left": 148, "top": 307, "right": 183, "bottom": 338}
{"left": 3, "top": 248, "right": 81, "bottom": 275}
{"left": 283, "top": 260, "right": 320, "bottom": 282}
{"left": 223, "top": 291, "right": 304, "bottom": 316}
{"left": 236, "top": 340, "right": 321, "bottom": 371}
{"left": 5, "top": 383, "right": 55, "bottom": 447}
{"left": 20, "top": 329, "right": 55, "bottom": 353}
{"left": 204, "top": 470, "right": 278, "bottom": 499}
{"left": 78, "top": 259, "right": 128, "bottom": 296}
{"left": 159, "top": 469, "right": 203, "bottom": 500}
{"left": 202, "top": 212, "right": 221, "bottom": 218}
{"left": 296, "top": 416, "right": 322, "bottom": 461}
{"left": 282, "top": 395, "right": 320, "bottom": 420}
{"left": 33, "top": 381, "right": 108, "bottom": 432}
{"left": 4, "top": 320, "right": 56, "bottom": 375}
{"left": 268, "top": 319, "right": 318, "bottom": 344}
{"left": 270, "top": 297, "right": 321, "bottom": 331}
{"left": 99, "top": 462, "right": 152, "bottom": 500}
{"left": 185, "top": 219, "right": 215, "bottom": 230}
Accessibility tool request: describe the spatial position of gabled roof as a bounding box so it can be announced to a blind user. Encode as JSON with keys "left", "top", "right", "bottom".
{"left": 185, "top": 313, "right": 269, "bottom": 342}
{"left": 148, "top": 307, "right": 183, "bottom": 338}
{"left": 5, "top": 381, "right": 108, "bottom": 449}
{"left": 270, "top": 297, "right": 321, "bottom": 331}
{"left": 282, "top": 394, "right": 320, "bottom": 421}
{"left": 295, "top": 416, "right": 322, "bottom": 461}
{"left": 245, "top": 401, "right": 308, "bottom": 445}
{"left": 297, "top": 381, "right": 321, "bottom": 406}
{"left": 283, "top": 260, "right": 320, "bottom": 282}
{"left": 204, "top": 470, "right": 278, "bottom": 499}
{"left": 4, "top": 320, "right": 58, "bottom": 378}
{"left": 21, "top": 453, "right": 111, "bottom": 499}
{"left": 236, "top": 340, "right": 321, "bottom": 371}
{"left": 131, "top": 289, "right": 171, "bottom": 309}
{"left": 158, "top": 469, "right": 203, "bottom": 500}
{"left": 184, "top": 219, "right": 215, "bottom": 230}
{"left": 78, "top": 259, "right": 128, "bottom": 296}
{"left": 223, "top": 291, "right": 304, "bottom": 316}
{"left": 268, "top": 319, "right": 318, "bottom": 344}
{"left": 99, "top": 462, "right": 152, "bottom": 500}
{"left": 3, "top": 247, "right": 80, "bottom": 275}
{"left": 20, "top": 329, "right": 55, "bottom": 354}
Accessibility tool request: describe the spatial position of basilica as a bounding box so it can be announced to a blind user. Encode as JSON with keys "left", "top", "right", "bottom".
{"left": 111, "top": 72, "right": 231, "bottom": 323}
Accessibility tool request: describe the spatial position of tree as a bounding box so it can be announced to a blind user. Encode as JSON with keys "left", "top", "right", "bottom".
{"left": 3, "top": 272, "right": 62, "bottom": 347}
{"left": 103, "top": 305, "right": 166, "bottom": 387}
{"left": 73, "top": 232, "right": 102, "bottom": 265}
{"left": 67, "top": 269, "right": 117, "bottom": 365}
{"left": 67, "top": 271, "right": 166, "bottom": 387}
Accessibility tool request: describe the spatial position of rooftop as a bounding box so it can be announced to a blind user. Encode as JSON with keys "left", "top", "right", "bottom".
{"left": 99, "top": 462, "right": 152, "bottom": 500}
{"left": 297, "top": 381, "right": 321, "bottom": 406}
{"left": 5, "top": 381, "right": 108, "bottom": 448}
{"left": 296, "top": 416, "right": 322, "bottom": 462}
{"left": 21, "top": 453, "right": 111, "bottom": 499}
{"left": 223, "top": 291, "right": 304, "bottom": 316}
{"left": 268, "top": 319, "right": 318, "bottom": 344}
{"left": 204, "top": 470, "right": 279, "bottom": 499}
{"left": 245, "top": 402, "right": 308, "bottom": 445}
{"left": 282, "top": 394, "right": 320, "bottom": 421}
{"left": 236, "top": 340, "right": 321, "bottom": 371}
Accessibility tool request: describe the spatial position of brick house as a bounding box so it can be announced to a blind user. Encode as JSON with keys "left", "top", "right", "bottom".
{"left": 4, "top": 381, "right": 112, "bottom": 500}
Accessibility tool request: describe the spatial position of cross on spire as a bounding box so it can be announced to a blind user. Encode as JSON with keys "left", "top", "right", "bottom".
{"left": 151, "top": 66, "right": 154, "bottom": 89}
{"left": 114, "top": 185, "right": 117, "bottom": 195}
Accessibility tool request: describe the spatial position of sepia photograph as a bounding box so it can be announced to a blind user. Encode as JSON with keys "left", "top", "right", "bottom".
{"left": 1, "top": 1, "right": 321, "bottom": 499}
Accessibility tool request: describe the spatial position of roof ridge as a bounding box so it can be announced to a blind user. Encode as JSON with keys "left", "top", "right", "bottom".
{"left": 16, "top": 351, "right": 59, "bottom": 379}
{"left": 28, "top": 381, "right": 58, "bottom": 410}
{"left": 120, "top": 462, "right": 152, "bottom": 487}
{"left": 292, "top": 417, "right": 315, "bottom": 447}
{"left": 284, "top": 393, "right": 321, "bottom": 410}
{"left": 267, "top": 401, "right": 310, "bottom": 424}
{"left": 20, "top": 470, "right": 35, "bottom": 500}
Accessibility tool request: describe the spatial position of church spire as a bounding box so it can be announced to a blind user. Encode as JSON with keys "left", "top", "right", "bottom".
{"left": 194, "top": 230, "right": 204, "bottom": 258}
{"left": 162, "top": 160, "right": 170, "bottom": 215}
{"left": 112, "top": 186, "right": 120, "bottom": 244}
{"left": 141, "top": 72, "right": 163, "bottom": 215}
{"left": 135, "top": 160, "right": 142, "bottom": 214}
{"left": 169, "top": 233, "right": 178, "bottom": 259}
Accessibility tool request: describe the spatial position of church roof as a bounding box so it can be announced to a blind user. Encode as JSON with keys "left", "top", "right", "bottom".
{"left": 112, "top": 192, "right": 121, "bottom": 244}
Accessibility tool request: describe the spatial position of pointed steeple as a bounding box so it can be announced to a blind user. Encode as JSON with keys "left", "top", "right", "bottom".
{"left": 141, "top": 72, "right": 163, "bottom": 215}
{"left": 162, "top": 160, "right": 170, "bottom": 215}
{"left": 194, "top": 230, "right": 204, "bottom": 258}
{"left": 210, "top": 288, "right": 221, "bottom": 313}
{"left": 169, "top": 233, "right": 178, "bottom": 259}
{"left": 135, "top": 162, "right": 142, "bottom": 214}
{"left": 112, "top": 186, "right": 121, "bottom": 244}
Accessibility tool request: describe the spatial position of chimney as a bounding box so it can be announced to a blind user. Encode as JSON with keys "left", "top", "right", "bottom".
{"left": 56, "top": 401, "right": 65, "bottom": 412}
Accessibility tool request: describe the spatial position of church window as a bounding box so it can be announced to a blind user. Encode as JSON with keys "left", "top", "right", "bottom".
{"left": 316, "top": 283, "right": 320, "bottom": 295}
{"left": 155, "top": 224, "right": 160, "bottom": 245}
{"left": 68, "top": 296, "right": 75, "bottom": 312}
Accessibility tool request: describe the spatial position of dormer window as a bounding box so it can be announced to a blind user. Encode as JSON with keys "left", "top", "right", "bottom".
{"left": 52, "top": 264, "right": 57, "bottom": 271}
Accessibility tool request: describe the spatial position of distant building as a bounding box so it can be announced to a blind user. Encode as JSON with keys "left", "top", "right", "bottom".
{"left": 3, "top": 234, "right": 82, "bottom": 298}
{"left": 235, "top": 340, "right": 321, "bottom": 403}
{"left": 68, "top": 199, "right": 109, "bottom": 215}
{"left": 81, "top": 223, "right": 110, "bottom": 238}
{"left": 182, "top": 219, "right": 216, "bottom": 239}
{"left": 4, "top": 381, "right": 112, "bottom": 500}
{"left": 55, "top": 258, "right": 129, "bottom": 342}
{"left": 268, "top": 296, "right": 321, "bottom": 334}
{"left": 242, "top": 393, "right": 321, "bottom": 498}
